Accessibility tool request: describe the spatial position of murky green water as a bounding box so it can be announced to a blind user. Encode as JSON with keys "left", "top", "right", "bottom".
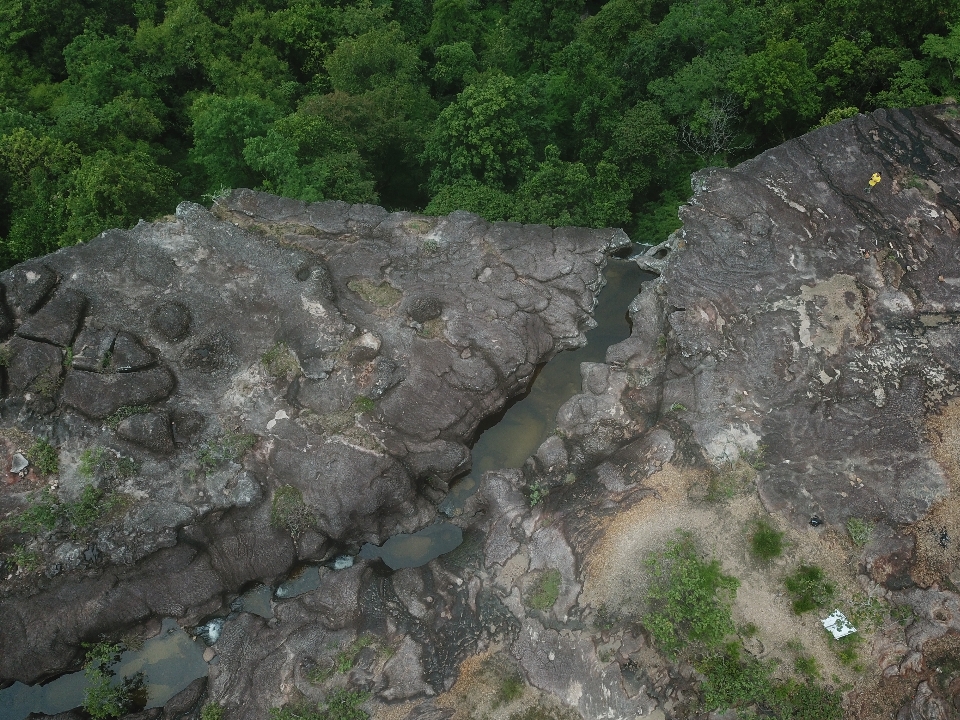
{"left": 0, "top": 618, "right": 207, "bottom": 720}
{"left": 359, "top": 523, "right": 463, "bottom": 570}
{"left": 441, "top": 259, "right": 649, "bottom": 511}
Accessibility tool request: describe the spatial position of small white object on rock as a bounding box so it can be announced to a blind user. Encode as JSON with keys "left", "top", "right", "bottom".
{"left": 821, "top": 610, "right": 856, "bottom": 639}
{"left": 266, "top": 409, "right": 289, "bottom": 431}
{"left": 10, "top": 453, "right": 29, "bottom": 474}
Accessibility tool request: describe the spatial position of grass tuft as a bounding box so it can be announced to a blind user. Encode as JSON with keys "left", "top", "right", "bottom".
{"left": 527, "top": 568, "right": 561, "bottom": 611}
{"left": 749, "top": 518, "right": 784, "bottom": 561}
{"left": 785, "top": 565, "right": 835, "bottom": 614}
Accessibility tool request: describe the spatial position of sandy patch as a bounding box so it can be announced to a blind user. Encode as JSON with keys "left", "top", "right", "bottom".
{"left": 581, "top": 463, "right": 871, "bottom": 685}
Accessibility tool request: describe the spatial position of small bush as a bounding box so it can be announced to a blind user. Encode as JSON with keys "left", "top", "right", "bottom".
{"left": 200, "top": 705, "right": 224, "bottom": 720}
{"left": 794, "top": 654, "right": 820, "bottom": 679}
{"left": 269, "top": 690, "right": 369, "bottom": 720}
{"left": 352, "top": 396, "right": 375, "bottom": 413}
{"left": 62, "top": 485, "right": 118, "bottom": 529}
{"left": 197, "top": 431, "right": 257, "bottom": 472}
{"left": 749, "top": 519, "right": 784, "bottom": 561}
{"left": 846, "top": 517, "right": 873, "bottom": 547}
{"left": 12, "top": 488, "right": 60, "bottom": 533}
{"left": 527, "top": 481, "right": 548, "bottom": 506}
{"left": 26, "top": 438, "right": 59, "bottom": 475}
{"left": 785, "top": 565, "right": 835, "bottom": 614}
{"left": 642, "top": 533, "right": 738, "bottom": 657}
{"left": 10, "top": 544, "right": 43, "bottom": 572}
{"left": 498, "top": 674, "right": 524, "bottom": 705}
{"left": 262, "top": 342, "right": 300, "bottom": 379}
{"left": 79, "top": 447, "right": 139, "bottom": 481}
{"left": 696, "top": 642, "right": 773, "bottom": 712}
{"left": 527, "top": 569, "right": 561, "bottom": 611}
{"left": 270, "top": 485, "right": 315, "bottom": 537}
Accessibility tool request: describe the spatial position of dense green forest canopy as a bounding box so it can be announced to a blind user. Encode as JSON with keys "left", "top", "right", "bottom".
{"left": 1, "top": 0, "right": 959, "bottom": 269}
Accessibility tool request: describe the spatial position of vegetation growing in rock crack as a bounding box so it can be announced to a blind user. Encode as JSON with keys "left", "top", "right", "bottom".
{"left": 81, "top": 640, "right": 147, "bottom": 720}
{"left": 269, "top": 689, "right": 369, "bottom": 720}
{"left": 78, "top": 447, "right": 139, "bottom": 480}
{"left": 846, "top": 517, "right": 874, "bottom": 547}
{"left": 25, "top": 438, "right": 60, "bottom": 475}
{"left": 784, "top": 564, "right": 836, "bottom": 613}
{"left": 104, "top": 405, "right": 151, "bottom": 429}
{"left": 307, "top": 635, "right": 375, "bottom": 684}
{"left": 262, "top": 342, "right": 300, "bottom": 379}
{"left": 7, "top": 483, "right": 123, "bottom": 538}
{"left": 527, "top": 568, "right": 561, "bottom": 610}
{"left": 526, "top": 481, "right": 548, "bottom": 506}
{"left": 749, "top": 518, "right": 784, "bottom": 561}
{"left": 200, "top": 705, "right": 225, "bottom": 720}
{"left": 197, "top": 431, "right": 257, "bottom": 472}
{"left": 270, "top": 484, "right": 315, "bottom": 537}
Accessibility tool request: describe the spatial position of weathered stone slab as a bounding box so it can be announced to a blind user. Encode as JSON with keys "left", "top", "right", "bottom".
{"left": 61, "top": 366, "right": 175, "bottom": 418}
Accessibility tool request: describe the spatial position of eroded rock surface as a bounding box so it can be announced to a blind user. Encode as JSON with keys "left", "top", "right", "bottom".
{"left": 0, "top": 191, "right": 626, "bottom": 688}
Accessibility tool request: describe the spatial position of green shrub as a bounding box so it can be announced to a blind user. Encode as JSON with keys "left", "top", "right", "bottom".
{"left": 785, "top": 565, "right": 835, "bottom": 614}
{"left": 10, "top": 544, "right": 42, "bottom": 572}
{"left": 794, "top": 654, "right": 820, "bottom": 679}
{"left": 642, "top": 533, "right": 738, "bottom": 657}
{"left": 62, "top": 484, "right": 121, "bottom": 529}
{"left": 270, "top": 485, "right": 314, "bottom": 537}
{"left": 269, "top": 690, "right": 369, "bottom": 720}
{"left": 527, "top": 569, "right": 561, "bottom": 611}
{"left": 749, "top": 519, "right": 784, "bottom": 561}
{"left": 262, "top": 342, "right": 300, "bottom": 379}
{"left": 846, "top": 517, "right": 873, "bottom": 547}
{"left": 26, "top": 438, "right": 59, "bottom": 475}
{"left": 12, "top": 488, "right": 60, "bottom": 533}
{"left": 78, "top": 447, "right": 139, "bottom": 480}
{"left": 498, "top": 673, "right": 524, "bottom": 706}
{"left": 696, "top": 642, "right": 773, "bottom": 712}
{"left": 527, "top": 481, "right": 548, "bottom": 506}
{"left": 200, "top": 705, "right": 224, "bottom": 720}
{"left": 197, "top": 431, "right": 257, "bottom": 472}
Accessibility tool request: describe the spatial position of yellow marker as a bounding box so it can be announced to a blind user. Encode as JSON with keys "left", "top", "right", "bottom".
{"left": 868, "top": 172, "right": 881, "bottom": 187}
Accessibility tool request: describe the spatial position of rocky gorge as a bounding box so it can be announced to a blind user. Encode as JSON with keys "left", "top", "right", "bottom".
{"left": 1, "top": 102, "right": 960, "bottom": 720}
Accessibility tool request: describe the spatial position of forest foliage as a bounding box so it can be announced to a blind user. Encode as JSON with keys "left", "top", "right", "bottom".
{"left": 1, "top": 0, "right": 959, "bottom": 269}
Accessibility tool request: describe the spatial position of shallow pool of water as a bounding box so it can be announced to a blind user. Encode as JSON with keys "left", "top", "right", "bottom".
{"left": 0, "top": 618, "right": 207, "bottom": 720}
{"left": 441, "top": 260, "right": 650, "bottom": 511}
{"left": 359, "top": 523, "right": 463, "bottom": 570}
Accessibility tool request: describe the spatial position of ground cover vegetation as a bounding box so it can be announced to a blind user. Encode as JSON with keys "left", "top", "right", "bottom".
{"left": 0, "top": 0, "right": 958, "bottom": 267}
{"left": 642, "top": 532, "right": 844, "bottom": 718}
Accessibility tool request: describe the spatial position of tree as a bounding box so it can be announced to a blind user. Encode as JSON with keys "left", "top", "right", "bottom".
{"left": 243, "top": 111, "right": 377, "bottom": 204}
{"left": 63, "top": 147, "right": 177, "bottom": 245}
{"left": 188, "top": 93, "right": 279, "bottom": 190}
{"left": 422, "top": 72, "right": 539, "bottom": 192}
{"left": 324, "top": 23, "right": 421, "bottom": 95}
{"left": 729, "top": 38, "right": 820, "bottom": 131}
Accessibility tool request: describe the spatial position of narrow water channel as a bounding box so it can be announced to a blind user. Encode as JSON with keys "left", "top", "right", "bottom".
{"left": 0, "top": 619, "right": 207, "bottom": 720}
{"left": 366, "top": 259, "right": 650, "bottom": 566}
{"left": 440, "top": 259, "right": 651, "bottom": 510}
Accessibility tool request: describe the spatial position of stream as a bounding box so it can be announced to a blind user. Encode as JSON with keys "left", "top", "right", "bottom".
{"left": 0, "top": 259, "right": 650, "bottom": 720}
